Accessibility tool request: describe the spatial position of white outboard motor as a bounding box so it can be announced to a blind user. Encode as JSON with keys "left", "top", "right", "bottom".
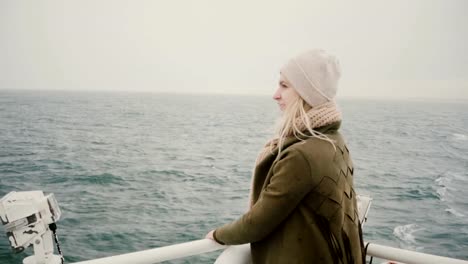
{"left": 0, "top": 191, "right": 63, "bottom": 264}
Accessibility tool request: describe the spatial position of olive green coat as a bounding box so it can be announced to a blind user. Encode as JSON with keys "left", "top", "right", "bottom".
{"left": 214, "top": 122, "right": 364, "bottom": 264}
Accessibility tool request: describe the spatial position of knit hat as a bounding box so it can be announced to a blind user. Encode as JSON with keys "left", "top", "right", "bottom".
{"left": 280, "top": 49, "right": 341, "bottom": 107}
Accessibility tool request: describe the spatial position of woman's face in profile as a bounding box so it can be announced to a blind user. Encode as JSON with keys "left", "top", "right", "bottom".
{"left": 273, "top": 74, "right": 299, "bottom": 111}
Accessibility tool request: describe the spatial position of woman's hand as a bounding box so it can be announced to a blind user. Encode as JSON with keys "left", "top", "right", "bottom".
{"left": 205, "top": 229, "right": 215, "bottom": 240}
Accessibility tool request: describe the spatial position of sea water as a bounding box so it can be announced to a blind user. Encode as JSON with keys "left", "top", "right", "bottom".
{"left": 0, "top": 90, "right": 467, "bottom": 263}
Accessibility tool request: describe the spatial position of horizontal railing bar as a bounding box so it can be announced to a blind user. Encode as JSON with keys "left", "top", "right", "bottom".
{"left": 366, "top": 242, "right": 468, "bottom": 264}
{"left": 70, "top": 239, "right": 226, "bottom": 264}
{"left": 70, "top": 239, "right": 468, "bottom": 264}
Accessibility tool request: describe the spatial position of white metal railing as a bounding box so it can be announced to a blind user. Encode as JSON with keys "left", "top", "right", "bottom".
{"left": 70, "top": 239, "right": 468, "bottom": 264}
{"left": 4, "top": 192, "right": 465, "bottom": 264}
{"left": 70, "top": 239, "right": 226, "bottom": 264}
{"left": 366, "top": 242, "right": 468, "bottom": 264}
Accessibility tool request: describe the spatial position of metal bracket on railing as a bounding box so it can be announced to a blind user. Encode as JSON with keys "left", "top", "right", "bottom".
{"left": 357, "top": 194, "right": 372, "bottom": 226}
{"left": 0, "top": 191, "right": 63, "bottom": 264}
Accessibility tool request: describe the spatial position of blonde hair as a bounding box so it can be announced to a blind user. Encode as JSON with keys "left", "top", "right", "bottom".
{"left": 272, "top": 95, "right": 336, "bottom": 160}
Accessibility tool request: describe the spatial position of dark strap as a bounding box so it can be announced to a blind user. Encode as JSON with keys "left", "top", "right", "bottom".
{"left": 364, "top": 242, "right": 373, "bottom": 264}
{"left": 49, "top": 223, "right": 65, "bottom": 264}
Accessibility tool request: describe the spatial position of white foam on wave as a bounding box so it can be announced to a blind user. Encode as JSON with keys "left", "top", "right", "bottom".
{"left": 452, "top": 133, "right": 467, "bottom": 141}
{"left": 445, "top": 208, "right": 465, "bottom": 217}
{"left": 434, "top": 172, "right": 461, "bottom": 201}
{"left": 434, "top": 172, "right": 465, "bottom": 217}
{"left": 435, "top": 175, "right": 451, "bottom": 202}
{"left": 435, "top": 174, "right": 452, "bottom": 186}
{"left": 436, "top": 186, "right": 447, "bottom": 201}
{"left": 393, "top": 224, "right": 424, "bottom": 244}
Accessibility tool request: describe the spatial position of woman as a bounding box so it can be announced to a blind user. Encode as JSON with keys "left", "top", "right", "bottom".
{"left": 206, "top": 49, "right": 365, "bottom": 264}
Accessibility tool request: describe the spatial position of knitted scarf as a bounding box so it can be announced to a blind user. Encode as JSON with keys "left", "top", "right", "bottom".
{"left": 249, "top": 100, "right": 342, "bottom": 208}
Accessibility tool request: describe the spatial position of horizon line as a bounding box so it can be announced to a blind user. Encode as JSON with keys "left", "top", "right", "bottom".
{"left": 1, "top": 88, "right": 467, "bottom": 102}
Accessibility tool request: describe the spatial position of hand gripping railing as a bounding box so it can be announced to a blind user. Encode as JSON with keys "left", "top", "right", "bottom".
{"left": 69, "top": 239, "right": 468, "bottom": 264}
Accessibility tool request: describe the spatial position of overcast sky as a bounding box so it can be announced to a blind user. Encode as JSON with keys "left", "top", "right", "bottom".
{"left": 1, "top": 0, "right": 467, "bottom": 99}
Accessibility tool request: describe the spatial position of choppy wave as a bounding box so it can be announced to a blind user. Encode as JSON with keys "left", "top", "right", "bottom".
{"left": 435, "top": 175, "right": 451, "bottom": 202}
{"left": 434, "top": 171, "right": 466, "bottom": 219}
{"left": 445, "top": 208, "right": 465, "bottom": 217}
{"left": 73, "top": 173, "right": 126, "bottom": 186}
{"left": 452, "top": 133, "right": 467, "bottom": 141}
{"left": 393, "top": 224, "right": 424, "bottom": 250}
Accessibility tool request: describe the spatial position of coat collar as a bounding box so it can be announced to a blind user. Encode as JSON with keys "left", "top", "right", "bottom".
{"left": 281, "top": 120, "right": 341, "bottom": 149}
{"left": 258, "top": 121, "right": 342, "bottom": 166}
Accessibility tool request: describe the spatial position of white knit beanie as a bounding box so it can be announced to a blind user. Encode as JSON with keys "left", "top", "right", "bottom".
{"left": 280, "top": 49, "right": 341, "bottom": 107}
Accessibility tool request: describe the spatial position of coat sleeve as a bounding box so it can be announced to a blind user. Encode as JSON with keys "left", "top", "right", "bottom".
{"left": 214, "top": 148, "right": 314, "bottom": 245}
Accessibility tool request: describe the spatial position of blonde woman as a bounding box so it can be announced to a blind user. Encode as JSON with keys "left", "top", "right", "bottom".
{"left": 206, "top": 49, "right": 365, "bottom": 264}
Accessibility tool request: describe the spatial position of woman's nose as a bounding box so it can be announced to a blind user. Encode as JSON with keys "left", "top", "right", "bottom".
{"left": 273, "top": 88, "right": 281, "bottom": 100}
